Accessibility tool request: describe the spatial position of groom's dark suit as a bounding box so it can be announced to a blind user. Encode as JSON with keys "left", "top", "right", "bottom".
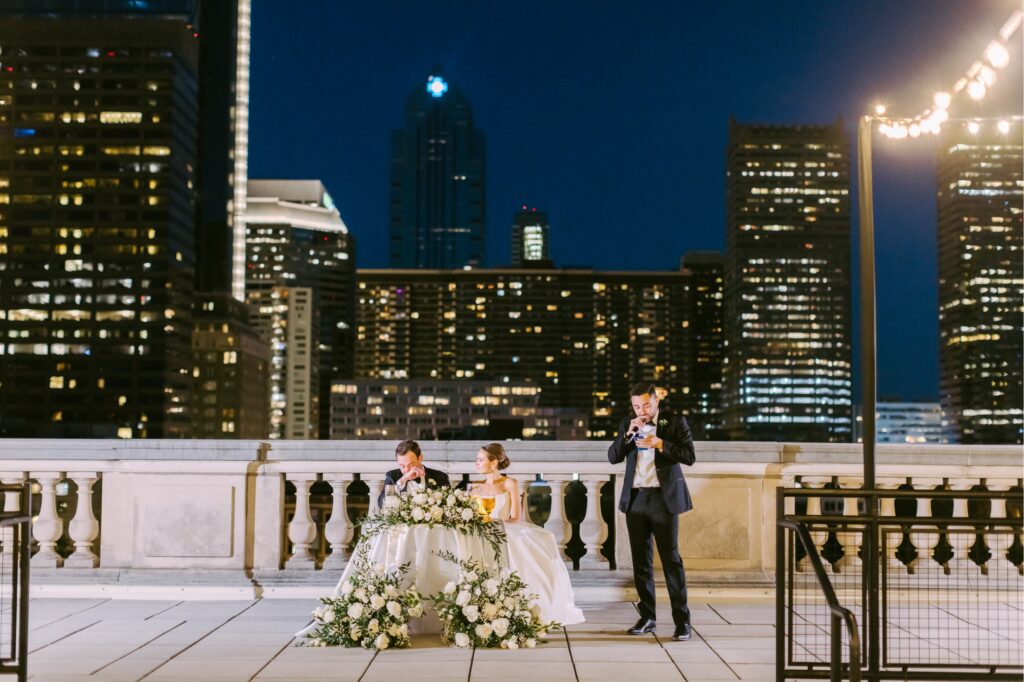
{"left": 608, "top": 411, "right": 695, "bottom": 627}
{"left": 377, "top": 466, "right": 450, "bottom": 508}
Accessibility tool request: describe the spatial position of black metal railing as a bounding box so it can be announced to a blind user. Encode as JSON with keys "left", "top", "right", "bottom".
{"left": 778, "top": 516, "right": 862, "bottom": 682}
{"left": 776, "top": 482, "right": 1023, "bottom": 681}
{"left": 0, "top": 482, "right": 31, "bottom": 682}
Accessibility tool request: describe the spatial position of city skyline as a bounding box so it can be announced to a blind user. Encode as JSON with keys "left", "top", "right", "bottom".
{"left": 249, "top": 0, "right": 1023, "bottom": 403}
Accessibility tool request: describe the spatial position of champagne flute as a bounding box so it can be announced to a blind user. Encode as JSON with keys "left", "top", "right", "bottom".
{"left": 469, "top": 483, "right": 496, "bottom": 522}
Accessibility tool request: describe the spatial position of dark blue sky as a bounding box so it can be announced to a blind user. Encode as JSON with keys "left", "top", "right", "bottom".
{"left": 248, "top": 1, "right": 1022, "bottom": 403}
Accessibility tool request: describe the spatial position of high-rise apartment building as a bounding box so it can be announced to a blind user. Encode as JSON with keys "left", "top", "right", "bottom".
{"left": 354, "top": 267, "right": 723, "bottom": 438}
{"left": 937, "top": 125, "right": 1023, "bottom": 444}
{"left": 0, "top": 4, "right": 201, "bottom": 437}
{"left": 511, "top": 207, "right": 550, "bottom": 267}
{"left": 679, "top": 252, "right": 725, "bottom": 439}
{"left": 723, "top": 121, "right": 853, "bottom": 443}
{"left": 191, "top": 292, "right": 269, "bottom": 438}
{"left": 390, "top": 67, "right": 485, "bottom": 269}
{"left": 245, "top": 180, "right": 355, "bottom": 439}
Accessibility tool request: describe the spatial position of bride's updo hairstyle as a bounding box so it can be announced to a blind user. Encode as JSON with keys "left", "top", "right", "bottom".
{"left": 481, "top": 443, "right": 511, "bottom": 470}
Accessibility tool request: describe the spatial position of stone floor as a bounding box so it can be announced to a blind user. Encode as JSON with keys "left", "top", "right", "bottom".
{"left": 19, "top": 597, "right": 781, "bottom": 681}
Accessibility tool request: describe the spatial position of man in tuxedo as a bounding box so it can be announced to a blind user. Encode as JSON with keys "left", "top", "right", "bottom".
{"left": 378, "top": 439, "right": 450, "bottom": 507}
{"left": 607, "top": 382, "right": 696, "bottom": 641}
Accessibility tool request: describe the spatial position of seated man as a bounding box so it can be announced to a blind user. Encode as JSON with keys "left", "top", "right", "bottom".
{"left": 378, "top": 439, "right": 450, "bottom": 507}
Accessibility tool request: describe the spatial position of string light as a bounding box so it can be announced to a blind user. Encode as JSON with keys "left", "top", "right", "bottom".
{"left": 873, "top": 10, "right": 1022, "bottom": 139}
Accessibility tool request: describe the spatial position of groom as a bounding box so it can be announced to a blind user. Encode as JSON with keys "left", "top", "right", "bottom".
{"left": 608, "top": 382, "right": 696, "bottom": 641}
{"left": 378, "top": 439, "right": 450, "bottom": 507}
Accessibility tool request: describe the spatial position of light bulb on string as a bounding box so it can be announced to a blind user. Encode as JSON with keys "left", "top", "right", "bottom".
{"left": 967, "top": 120, "right": 981, "bottom": 134}
{"left": 909, "top": 123, "right": 921, "bottom": 138}
{"left": 967, "top": 79, "right": 987, "bottom": 100}
{"left": 933, "top": 92, "right": 951, "bottom": 109}
{"left": 997, "top": 120, "right": 1010, "bottom": 134}
{"left": 985, "top": 41, "right": 1010, "bottom": 69}
{"left": 979, "top": 66, "right": 996, "bottom": 87}
{"left": 874, "top": 104, "right": 887, "bottom": 115}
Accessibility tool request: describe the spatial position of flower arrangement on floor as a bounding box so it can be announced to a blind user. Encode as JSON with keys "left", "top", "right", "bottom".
{"left": 304, "top": 553, "right": 423, "bottom": 650}
{"left": 431, "top": 550, "right": 559, "bottom": 649}
{"left": 359, "top": 485, "right": 506, "bottom": 559}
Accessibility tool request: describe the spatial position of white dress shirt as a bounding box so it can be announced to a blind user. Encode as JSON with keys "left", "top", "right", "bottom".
{"left": 632, "top": 413, "right": 660, "bottom": 488}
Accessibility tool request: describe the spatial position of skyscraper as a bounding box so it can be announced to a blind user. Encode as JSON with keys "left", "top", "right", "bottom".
{"left": 723, "top": 121, "right": 853, "bottom": 443}
{"left": 390, "top": 67, "right": 485, "bottom": 269}
{"left": 937, "top": 125, "right": 1023, "bottom": 444}
{"left": 511, "top": 207, "right": 551, "bottom": 267}
{"left": 679, "top": 252, "right": 725, "bottom": 439}
{"left": 0, "top": 3, "right": 201, "bottom": 437}
{"left": 354, "top": 266, "right": 723, "bottom": 438}
{"left": 246, "top": 180, "right": 356, "bottom": 439}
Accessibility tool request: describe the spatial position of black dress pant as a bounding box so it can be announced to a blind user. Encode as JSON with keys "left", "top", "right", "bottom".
{"left": 626, "top": 487, "right": 690, "bottom": 626}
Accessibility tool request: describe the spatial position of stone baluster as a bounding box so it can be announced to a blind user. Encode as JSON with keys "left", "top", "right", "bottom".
{"left": 322, "top": 475, "right": 354, "bottom": 569}
{"left": 285, "top": 473, "right": 317, "bottom": 569}
{"left": 511, "top": 475, "right": 536, "bottom": 524}
{"left": 877, "top": 480, "right": 905, "bottom": 574}
{"left": 802, "top": 477, "right": 829, "bottom": 573}
{"left": 367, "top": 478, "right": 385, "bottom": 515}
{"left": 914, "top": 478, "right": 946, "bottom": 578}
{"left": 541, "top": 475, "right": 573, "bottom": 564}
{"left": 64, "top": 472, "right": 100, "bottom": 568}
{"left": 0, "top": 474, "right": 25, "bottom": 560}
{"left": 31, "top": 473, "right": 64, "bottom": 567}
{"left": 949, "top": 479, "right": 975, "bottom": 576}
{"left": 988, "top": 479, "right": 1015, "bottom": 574}
{"left": 578, "top": 475, "right": 610, "bottom": 569}
{"left": 835, "top": 480, "right": 863, "bottom": 575}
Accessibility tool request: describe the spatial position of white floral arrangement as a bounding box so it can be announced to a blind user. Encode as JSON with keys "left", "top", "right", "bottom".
{"left": 304, "top": 554, "right": 423, "bottom": 650}
{"left": 431, "top": 550, "right": 559, "bottom": 649}
{"left": 359, "top": 484, "right": 506, "bottom": 558}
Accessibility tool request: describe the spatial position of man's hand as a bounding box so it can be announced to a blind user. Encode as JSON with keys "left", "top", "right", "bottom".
{"left": 627, "top": 416, "right": 648, "bottom": 438}
{"left": 398, "top": 465, "right": 425, "bottom": 485}
{"left": 636, "top": 435, "right": 663, "bottom": 450}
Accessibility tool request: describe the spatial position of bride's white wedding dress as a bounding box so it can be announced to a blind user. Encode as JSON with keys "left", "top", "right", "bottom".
{"left": 489, "top": 491, "right": 585, "bottom": 626}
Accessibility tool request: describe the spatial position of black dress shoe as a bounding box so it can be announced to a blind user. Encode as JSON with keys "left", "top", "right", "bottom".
{"left": 627, "top": 617, "right": 657, "bottom": 635}
{"left": 671, "top": 622, "right": 692, "bottom": 641}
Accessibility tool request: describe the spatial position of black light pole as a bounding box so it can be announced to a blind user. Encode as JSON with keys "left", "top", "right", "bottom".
{"left": 857, "top": 115, "right": 877, "bottom": 491}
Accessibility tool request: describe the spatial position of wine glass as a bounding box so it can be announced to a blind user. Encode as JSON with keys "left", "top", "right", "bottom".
{"left": 383, "top": 484, "right": 398, "bottom": 508}
{"left": 469, "top": 483, "right": 496, "bottom": 523}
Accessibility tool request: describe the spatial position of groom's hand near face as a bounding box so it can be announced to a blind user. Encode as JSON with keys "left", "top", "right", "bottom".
{"left": 398, "top": 465, "right": 425, "bottom": 485}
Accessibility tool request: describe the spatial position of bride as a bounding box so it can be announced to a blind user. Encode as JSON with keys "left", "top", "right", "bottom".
{"left": 471, "top": 443, "right": 585, "bottom": 626}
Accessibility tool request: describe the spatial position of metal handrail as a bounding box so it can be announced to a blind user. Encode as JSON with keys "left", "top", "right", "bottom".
{"left": 779, "top": 516, "right": 862, "bottom": 682}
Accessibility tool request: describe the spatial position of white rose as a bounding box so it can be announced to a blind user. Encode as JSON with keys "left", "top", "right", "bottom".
{"left": 384, "top": 585, "right": 398, "bottom": 598}
{"left": 492, "top": 618, "right": 509, "bottom": 637}
{"left": 323, "top": 609, "right": 336, "bottom": 624}
{"left": 411, "top": 507, "right": 425, "bottom": 522}
{"left": 483, "top": 579, "right": 499, "bottom": 596}
{"left": 368, "top": 618, "right": 379, "bottom": 633}
{"left": 388, "top": 624, "right": 401, "bottom": 637}
{"left": 313, "top": 607, "right": 324, "bottom": 620}
{"left": 399, "top": 623, "right": 409, "bottom": 637}
{"left": 455, "top": 591, "right": 471, "bottom": 606}
{"left": 350, "top": 627, "right": 361, "bottom": 640}
{"left": 347, "top": 603, "right": 364, "bottom": 619}
{"left": 465, "top": 571, "right": 478, "bottom": 582}
{"left": 462, "top": 604, "right": 480, "bottom": 622}
{"left": 370, "top": 595, "right": 386, "bottom": 610}
{"left": 481, "top": 603, "right": 499, "bottom": 620}
{"left": 460, "top": 508, "right": 474, "bottom": 522}
{"left": 454, "top": 632, "right": 471, "bottom": 648}
{"left": 506, "top": 638, "right": 519, "bottom": 650}
{"left": 474, "top": 588, "right": 481, "bottom": 596}
{"left": 500, "top": 639, "right": 508, "bottom": 649}
{"left": 409, "top": 604, "right": 423, "bottom": 618}
{"left": 443, "top": 581, "right": 457, "bottom": 594}
{"left": 376, "top": 633, "right": 390, "bottom": 650}
{"left": 354, "top": 588, "right": 368, "bottom": 603}
{"left": 387, "top": 601, "right": 402, "bottom": 618}
{"left": 431, "top": 506, "right": 444, "bottom": 521}
{"left": 503, "top": 597, "right": 516, "bottom": 609}
{"left": 446, "top": 494, "right": 456, "bottom": 506}
{"left": 475, "top": 623, "right": 493, "bottom": 639}
{"left": 526, "top": 638, "right": 536, "bottom": 648}
{"left": 412, "top": 493, "right": 427, "bottom": 505}
{"left": 341, "top": 581, "right": 354, "bottom": 595}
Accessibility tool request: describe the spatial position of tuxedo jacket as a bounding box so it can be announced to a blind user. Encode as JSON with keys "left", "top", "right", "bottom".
{"left": 607, "top": 411, "right": 696, "bottom": 515}
{"left": 377, "top": 466, "right": 451, "bottom": 507}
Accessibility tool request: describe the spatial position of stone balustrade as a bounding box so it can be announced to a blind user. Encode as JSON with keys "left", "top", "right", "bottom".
{"left": 0, "top": 438, "right": 1018, "bottom": 597}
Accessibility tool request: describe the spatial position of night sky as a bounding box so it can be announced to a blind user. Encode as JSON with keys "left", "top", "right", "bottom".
{"left": 248, "top": 1, "right": 1023, "bottom": 404}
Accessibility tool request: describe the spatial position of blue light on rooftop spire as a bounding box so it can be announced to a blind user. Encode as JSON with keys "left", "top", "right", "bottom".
{"left": 426, "top": 75, "right": 448, "bottom": 98}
